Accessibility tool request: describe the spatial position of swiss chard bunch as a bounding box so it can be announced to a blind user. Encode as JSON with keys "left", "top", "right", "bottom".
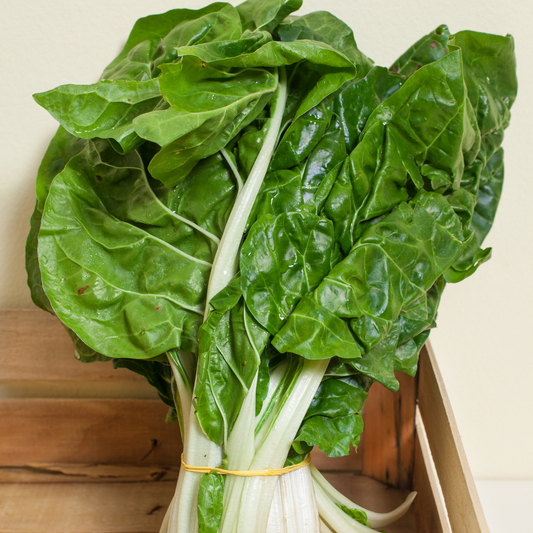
{"left": 26, "top": 0, "right": 517, "bottom": 532}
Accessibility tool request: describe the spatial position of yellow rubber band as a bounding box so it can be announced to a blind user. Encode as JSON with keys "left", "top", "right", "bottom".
{"left": 181, "top": 453, "right": 311, "bottom": 477}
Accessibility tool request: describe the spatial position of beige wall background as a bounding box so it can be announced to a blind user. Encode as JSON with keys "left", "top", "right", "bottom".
{"left": 1, "top": 0, "right": 531, "bottom": 480}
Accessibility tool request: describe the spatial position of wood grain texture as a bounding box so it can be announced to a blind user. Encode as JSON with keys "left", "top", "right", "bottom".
{"left": 0, "top": 473, "right": 415, "bottom": 533}
{"left": 0, "top": 399, "right": 181, "bottom": 466}
{"left": 0, "top": 482, "right": 175, "bottom": 533}
{"left": 362, "top": 371, "right": 417, "bottom": 489}
{"left": 412, "top": 407, "right": 450, "bottom": 533}
{"left": 0, "top": 309, "right": 145, "bottom": 382}
{"left": 418, "top": 343, "right": 490, "bottom": 533}
{"left": 0, "top": 464, "right": 180, "bottom": 484}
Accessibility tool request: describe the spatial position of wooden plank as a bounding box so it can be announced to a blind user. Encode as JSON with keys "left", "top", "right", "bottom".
{"left": 362, "top": 371, "right": 417, "bottom": 489}
{"left": 418, "top": 343, "right": 490, "bottom": 533}
{"left": 0, "top": 474, "right": 416, "bottom": 533}
{"left": 0, "top": 399, "right": 182, "bottom": 466}
{"left": 0, "top": 309, "right": 145, "bottom": 382}
{"left": 412, "top": 407, "right": 450, "bottom": 533}
{"left": 0, "top": 482, "right": 174, "bottom": 533}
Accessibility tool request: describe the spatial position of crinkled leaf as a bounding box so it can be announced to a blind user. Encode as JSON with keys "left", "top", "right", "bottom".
{"left": 241, "top": 212, "right": 338, "bottom": 334}
{"left": 195, "top": 283, "right": 270, "bottom": 444}
{"left": 471, "top": 148, "right": 504, "bottom": 244}
{"left": 334, "top": 66, "right": 404, "bottom": 153}
{"left": 273, "top": 296, "right": 363, "bottom": 360}
{"left": 325, "top": 50, "right": 476, "bottom": 252}
{"left": 305, "top": 376, "right": 368, "bottom": 419}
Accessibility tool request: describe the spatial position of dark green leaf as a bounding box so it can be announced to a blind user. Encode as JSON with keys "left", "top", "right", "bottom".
{"left": 241, "top": 212, "right": 338, "bottom": 334}
{"left": 305, "top": 376, "right": 368, "bottom": 419}
{"left": 325, "top": 50, "right": 476, "bottom": 252}
{"left": 391, "top": 25, "right": 450, "bottom": 77}
{"left": 471, "top": 148, "right": 504, "bottom": 243}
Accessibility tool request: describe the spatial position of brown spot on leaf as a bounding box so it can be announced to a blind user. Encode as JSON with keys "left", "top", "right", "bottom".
{"left": 201, "top": 62, "right": 207, "bottom": 68}
{"left": 77, "top": 286, "right": 89, "bottom": 295}
{"left": 156, "top": 306, "right": 161, "bottom": 310}
{"left": 430, "top": 41, "right": 438, "bottom": 49}
{"left": 129, "top": 170, "right": 135, "bottom": 175}
{"left": 96, "top": 175, "right": 103, "bottom": 182}
{"left": 243, "top": 361, "right": 247, "bottom": 366}
{"left": 390, "top": 65, "right": 398, "bottom": 73}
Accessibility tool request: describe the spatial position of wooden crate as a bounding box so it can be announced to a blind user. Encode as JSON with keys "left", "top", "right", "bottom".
{"left": 0, "top": 310, "right": 489, "bottom": 532}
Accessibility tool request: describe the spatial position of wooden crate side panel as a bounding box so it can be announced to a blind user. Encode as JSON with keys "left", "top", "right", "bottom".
{"left": 362, "top": 371, "right": 417, "bottom": 489}
{"left": 418, "top": 343, "right": 490, "bottom": 533}
{"left": 0, "top": 399, "right": 181, "bottom": 466}
{"left": 0, "top": 310, "right": 145, "bottom": 383}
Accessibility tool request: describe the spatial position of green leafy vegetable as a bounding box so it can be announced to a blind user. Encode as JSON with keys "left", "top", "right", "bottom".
{"left": 27, "top": 1, "right": 517, "bottom": 531}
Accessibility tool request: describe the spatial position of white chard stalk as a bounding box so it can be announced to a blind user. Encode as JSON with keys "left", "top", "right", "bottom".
{"left": 168, "top": 68, "right": 289, "bottom": 533}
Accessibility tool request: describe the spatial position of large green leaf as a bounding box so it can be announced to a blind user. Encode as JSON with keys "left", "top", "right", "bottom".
{"left": 451, "top": 31, "right": 517, "bottom": 244}
{"left": 26, "top": 127, "right": 87, "bottom": 312}
{"left": 34, "top": 4, "right": 244, "bottom": 154}
{"left": 38, "top": 140, "right": 225, "bottom": 359}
